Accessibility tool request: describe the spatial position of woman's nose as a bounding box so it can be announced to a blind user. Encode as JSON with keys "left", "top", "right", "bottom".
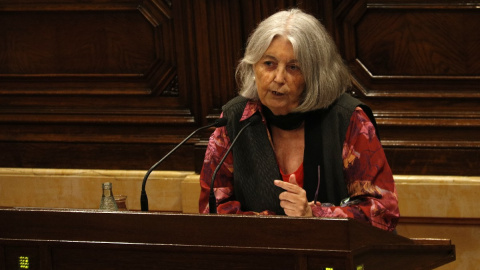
{"left": 273, "top": 67, "right": 286, "bottom": 84}
{"left": 275, "top": 68, "right": 285, "bottom": 84}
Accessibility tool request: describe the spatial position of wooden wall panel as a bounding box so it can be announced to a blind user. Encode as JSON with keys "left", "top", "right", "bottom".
{"left": 0, "top": 0, "right": 478, "bottom": 175}
{"left": 0, "top": 0, "right": 196, "bottom": 170}
{"left": 334, "top": 0, "right": 480, "bottom": 175}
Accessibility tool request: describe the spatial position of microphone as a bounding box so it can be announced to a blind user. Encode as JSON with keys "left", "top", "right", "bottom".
{"left": 209, "top": 114, "right": 262, "bottom": 214}
{"left": 141, "top": 117, "right": 228, "bottom": 211}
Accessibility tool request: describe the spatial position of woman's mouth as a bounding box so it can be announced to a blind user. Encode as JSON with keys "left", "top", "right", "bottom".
{"left": 271, "top": 90, "right": 284, "bottom": 96}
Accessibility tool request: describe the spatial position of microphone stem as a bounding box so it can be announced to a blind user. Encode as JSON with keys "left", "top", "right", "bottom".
{"left": 141, "top": 121, "right": 218, "bottom": 211}
{"left": 209, "top": 121, "right": 253, "bottom": 214}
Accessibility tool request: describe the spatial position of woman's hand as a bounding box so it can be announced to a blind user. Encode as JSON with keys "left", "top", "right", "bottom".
{"left": 274, "top": 174, "right": 313, "bottom": 217}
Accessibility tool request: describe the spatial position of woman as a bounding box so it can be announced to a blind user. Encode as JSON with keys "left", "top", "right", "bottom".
{"left": 199, "top": 9, "right": 399, "bottom": 231}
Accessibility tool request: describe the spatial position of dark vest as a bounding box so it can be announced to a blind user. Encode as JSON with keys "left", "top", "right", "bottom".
{"left": 222, "top": 93, "right": 378, "bottom": 215}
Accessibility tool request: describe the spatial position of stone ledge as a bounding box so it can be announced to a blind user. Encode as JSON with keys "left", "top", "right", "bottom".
{"left": 1, "top": 168, "right": 479, "bottom": 218}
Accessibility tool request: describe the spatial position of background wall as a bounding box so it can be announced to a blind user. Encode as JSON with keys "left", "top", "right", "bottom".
{"left": 0, "top": 0, "right": 478, "bottom": 175}
{"left": 0, "top": 1, "right": 479, "bottom": 269}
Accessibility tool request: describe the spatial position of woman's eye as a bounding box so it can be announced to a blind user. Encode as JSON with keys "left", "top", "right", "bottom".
{"left": 289, "top": 64, "right": 300, "bottom": 71}
{"left": 288, "top": 65, "right": 302, "bottom": 74}
{"left": 264, "top": 61, "right": 275, "bottom": 67}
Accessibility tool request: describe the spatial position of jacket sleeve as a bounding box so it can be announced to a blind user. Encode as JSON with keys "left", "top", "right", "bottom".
{"left": 310, "top": 108, "right": 400, "bottom": 231}
{"left": 198, "top": 124, "right": 274, "bottom": 215}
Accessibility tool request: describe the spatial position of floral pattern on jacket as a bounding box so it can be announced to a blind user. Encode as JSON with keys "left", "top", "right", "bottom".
{"left": 199, "top": 100, "right": 399, "bottom": 231}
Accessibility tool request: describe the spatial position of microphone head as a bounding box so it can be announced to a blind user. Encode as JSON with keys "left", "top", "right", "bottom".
{"left": 249, "top": 114, "right": 262, "bottom": 125}
{"left": 213, "top": 117, "right": 228, "bottom": 127}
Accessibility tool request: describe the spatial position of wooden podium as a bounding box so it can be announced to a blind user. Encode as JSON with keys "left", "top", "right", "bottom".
{"left": 0, "top": 208, "right": 455, "bottom": 270}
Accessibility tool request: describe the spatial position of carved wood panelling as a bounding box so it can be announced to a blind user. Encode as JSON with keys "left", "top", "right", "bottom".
{"left": 0, "top": 0, "right": 197, "bottom": 170}
{"left": 0, "top": 0, "right": 478, "bottom": 175}
{"left": 341, "top": 1, "right": 480, "bottom": 97}
{"left": 0, "top": 0, "right": 185, "bottom": 122}
{"left": 334, "top": 0, "right": 480, "bottom": 175}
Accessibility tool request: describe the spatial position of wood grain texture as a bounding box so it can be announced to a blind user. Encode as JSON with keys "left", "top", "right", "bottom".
{"left": 0, "top": 208, "right": 455, "bottom": 270}
{"left": 0, "top": 0, "right": 478, "bottom": 175}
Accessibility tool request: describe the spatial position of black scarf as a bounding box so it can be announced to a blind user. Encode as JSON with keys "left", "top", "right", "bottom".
{"left": 261, "top": 105, "right": 309, "bottom": 130}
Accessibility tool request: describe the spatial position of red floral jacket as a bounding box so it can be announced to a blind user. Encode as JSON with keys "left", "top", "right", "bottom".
{"left": 199, "top": 100, "right": 400, "bottom": 232}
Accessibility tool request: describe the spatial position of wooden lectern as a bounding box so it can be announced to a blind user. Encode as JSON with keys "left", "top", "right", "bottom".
{"left": 0, "top": 208, "right": 454, "bottom": 270}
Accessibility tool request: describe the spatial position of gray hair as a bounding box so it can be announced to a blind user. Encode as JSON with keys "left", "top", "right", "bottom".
{"left": 236, "top": 9, "right": 351, "bottom": 112}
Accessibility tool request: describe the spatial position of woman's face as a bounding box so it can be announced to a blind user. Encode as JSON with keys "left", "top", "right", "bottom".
{"left": 254, "top": 36, "right": 305, "bottom": 115}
